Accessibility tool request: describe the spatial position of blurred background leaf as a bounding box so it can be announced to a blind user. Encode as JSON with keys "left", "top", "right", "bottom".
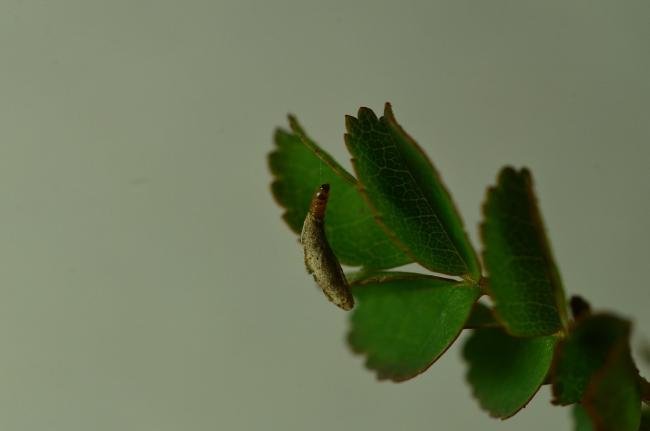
{"left": 552, "top": 314, "right": 631, "bottom": 405}
{"left": 582, "top": 340, "right": 641, "bottom": 431}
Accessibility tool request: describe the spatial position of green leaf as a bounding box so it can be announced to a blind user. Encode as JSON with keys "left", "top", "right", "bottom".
{"left": 464, "top": 302, "right": 500, "bottom": 329}
{"left": 268, "top": 118, "right": 411, "bottom": 269}
{"left": 347, "top": 272, "right": 480, "bottom": 381}
{"left": 583, "top": 341, "right": 642, "bottom": 431}
{"left": 572, "top": 404, "right": 595, "bottom": 431}
{"left": 552, "top": 314, "right": 631, "bottom": 405}
{"left": 462, "top": 327, "right": 556, "bottom": 418}
{"left": 344, "top": 104, "right": 480, "bottom": 280}
{"left": 480, "top": 167, "right": 568, "bottom": 337}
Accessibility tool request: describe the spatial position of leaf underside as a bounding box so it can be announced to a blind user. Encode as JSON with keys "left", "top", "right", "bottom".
{"left": 463, "top": 327, "right": 556, "bottom": 418}
{"left": 348, "top": 272, "right": 479, "bottom": 381}
{"left": 269, "top": 119, "right": 411, "bottom": 269}
{"left": 481, "top": 166, "right": 568, "bottom": 337}
{"left": 344, "top": 104, "right": 480, "bottom": 280}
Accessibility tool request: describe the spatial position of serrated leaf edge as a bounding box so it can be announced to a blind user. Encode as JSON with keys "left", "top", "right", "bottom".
{"left": 346, "top": 273, "right": 480, "bottom": 382}
{"left": 344, "top": 104, "right": 480, "bottom": 281}
{"left": 479, "top": 166, "right": 568, "bottom": 337}
{"left": 462, "top": 329, "right": 557, "bottom": 419}
{"left": 287, "top": 115, "right": 358, "bottom": 185}
{"left": 383, "top": 103, "right": 481, "bottom": 281}
{"left": 268, "top": 118, "right": 359, "bottom": 235}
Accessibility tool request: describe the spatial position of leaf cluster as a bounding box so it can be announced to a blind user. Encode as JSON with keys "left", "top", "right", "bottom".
{"left": 268, "top": 104, "right": 648, "bottom": 430}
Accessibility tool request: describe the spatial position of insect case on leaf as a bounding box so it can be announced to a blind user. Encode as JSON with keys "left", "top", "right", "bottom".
{"left": 301, "top": 184, "right": 354, "bottom": 310}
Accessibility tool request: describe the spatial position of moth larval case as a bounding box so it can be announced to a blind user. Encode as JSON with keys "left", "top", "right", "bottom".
{"left": 300, "top": 184, "right": 354, "bottom": 311}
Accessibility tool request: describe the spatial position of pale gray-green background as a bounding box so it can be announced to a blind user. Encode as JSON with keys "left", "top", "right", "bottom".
{"left": 1, "top": 1, "right": 648, "bottom": 430}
